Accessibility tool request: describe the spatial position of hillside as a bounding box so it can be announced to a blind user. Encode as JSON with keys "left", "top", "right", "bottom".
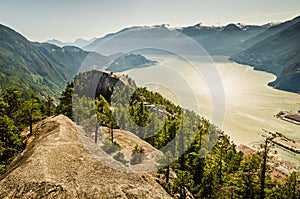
{"left": 74, "top": 70, "right": 136, "bottom": 102}
{"left": 106, "top": 53, "right": 157, "bottom": 72}
{"left": 0, "top": 115, "right": 172, "bottom": 198}
{"left": 83, "top": 23, "right": 270, "bottom": 56}
{"left": 0, "top": 24, "right": 158, "bottom": 97}
{"left": 230, "top": 20, "right": 300, "bottom": 93}
{"left": 242, "top": 15, "right": 300, "bottom": 48}
{"left": 178, "top": 23, "right": 269, "bottom": 55}
{"left": 0, "top": 24, "right": 107, "bottom": 97}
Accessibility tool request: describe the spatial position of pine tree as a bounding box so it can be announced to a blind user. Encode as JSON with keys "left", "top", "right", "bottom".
{"left": 23, "top": 93, "right": 42, "bottom": 134}
{"left": 56, "top": 82, "right": 74, "bottom": 119}
{"left": 45, "top": 95, "right": 54, "bottom": 117}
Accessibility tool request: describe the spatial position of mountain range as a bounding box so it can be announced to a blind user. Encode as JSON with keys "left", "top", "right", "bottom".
{"left": 0, "top": 24, "right": 109, "bottom": 97}
{"left": 46, "top": 37, "right": 97, "bottom": 48}
{"left": 80, "top": 16, "right": 300, "bottom": 93}
{"left": 230, "top": 18, "right": 300, "bottom": 93}
{"left": 50, "top": 23, "right": 273, "bottom": 56}
{"left": 0, "top": 15, "right": 299, "bottom": 97}
{"left": 177, "top": 23, "right": 272, "bottom": 55}
{"left": 0, "top": 24, "right": 155, "bottom": 97}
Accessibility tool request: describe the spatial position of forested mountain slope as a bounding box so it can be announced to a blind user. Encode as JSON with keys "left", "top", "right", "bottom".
{"left": 230, "top": 20, "right": 300, "bottom": 93}
{"left": 242, "top": 15, "right": 300, "bottom": 48}
{"left": 0, "top": 24, "right": 107, "bottom": 97}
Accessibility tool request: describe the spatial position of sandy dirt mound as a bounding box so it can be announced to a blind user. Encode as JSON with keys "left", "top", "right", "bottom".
{"left": 0, "top": 115, "right": 172, "bottom": 199}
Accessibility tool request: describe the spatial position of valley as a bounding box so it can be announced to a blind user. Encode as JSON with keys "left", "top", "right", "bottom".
{"left": 0, "top": 8, "right": 300, "bottom": 198}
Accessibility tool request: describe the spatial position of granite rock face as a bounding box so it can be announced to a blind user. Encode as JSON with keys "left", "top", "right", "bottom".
{"left": 0, "top": 115, "right": 172, "bottom": 199}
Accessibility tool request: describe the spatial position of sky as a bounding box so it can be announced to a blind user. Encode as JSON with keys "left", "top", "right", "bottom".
{"left": 0, "top": 0, "right": 299, "bottom": 42}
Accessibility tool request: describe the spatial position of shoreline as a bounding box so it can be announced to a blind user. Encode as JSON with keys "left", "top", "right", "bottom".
{"left": 276, "top": 110, "right": 300, "bottom": 125}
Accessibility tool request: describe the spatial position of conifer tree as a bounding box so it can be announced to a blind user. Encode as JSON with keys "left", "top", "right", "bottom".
{"left": 23, "top": 93, "right": 42, "bottom": 134}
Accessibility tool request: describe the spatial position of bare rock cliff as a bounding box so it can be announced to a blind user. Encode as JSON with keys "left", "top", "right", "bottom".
{"left": 0, "top": 115, "right": 172, "bottom": 199}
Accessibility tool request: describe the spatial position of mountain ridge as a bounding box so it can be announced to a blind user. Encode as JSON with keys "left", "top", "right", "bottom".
{"left": 242, "top": 15, "right": 300, "bottom": 48}
{"left": 82, "top": 22, "right": 272, "bottom": 56}
{"left": 230, "top": 20, "right": 300, "bottom": 93}
{"left": 0, "top": 24, "right": 108, "bottom": 97}
{"left": 46, "top": 37, "right": 97, "bottom": 48}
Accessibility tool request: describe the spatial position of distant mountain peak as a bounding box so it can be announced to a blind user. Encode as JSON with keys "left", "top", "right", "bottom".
{"left": 236, "top": 23, "right": 247, "bottom": 28}
{"left": 46, "top": 37, "right": 97, "bottom": 48}
{"left": 230, "top": 20, "right": 300, "bottom": 93}
{"left": 193, "top": 22, "right": 222, "bottom": 29}
{"left": 223, "top": 23, "right": 242, "bottom": 31}
{"left": 46, "top": 39, "right": 65, "bottom": 47}
{"left": 262, "top": 21, "right": 282, "bottom": 28}
{"left": 152, "top": 24, "right": 170, "bottom": 28}
{"left": 292, "top": 15, "right": 300, "bottom": 21}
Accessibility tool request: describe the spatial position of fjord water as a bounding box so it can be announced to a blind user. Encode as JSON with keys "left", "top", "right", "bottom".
{"left": 125, "top": 55, "right": 300, "bottom": 165}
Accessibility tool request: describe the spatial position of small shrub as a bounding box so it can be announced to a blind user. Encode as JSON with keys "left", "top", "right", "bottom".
{"left": 130, "top": 145, "right": 145, "bottom": 165}
{"left": 101, "top": 141, "right": 121, "bottom": 154}
{"left": 113, "top": 152, "right": 128, "bottom": 165}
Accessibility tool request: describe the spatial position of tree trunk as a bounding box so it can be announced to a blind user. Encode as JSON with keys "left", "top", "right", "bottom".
{"left": 260, "top": 139, "right": 268, "bottom": 199}
{"left": 29, "top": 113, "right": 33, "bottom": 135}
{"left": 111, "top": 122, "right": 114, "bottom": 143}
{"left": 219, "top": 146, "right": 223, "bottom": 185}
{"left": 95, "top": 122, "right": 99, "bottom": 144}
{"left": 166, "top": 165, "right": 170, "bottom": 184}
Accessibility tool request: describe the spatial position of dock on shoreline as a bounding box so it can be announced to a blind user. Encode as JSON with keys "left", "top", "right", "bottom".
{"left": 276, "top": 110, "right": 300, "bottom": 125}
{"left": 271, "top": 133, "right": 300, "bottom": 154}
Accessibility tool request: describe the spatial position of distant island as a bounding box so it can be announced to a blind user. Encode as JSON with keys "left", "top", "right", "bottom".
{"left": 105, "top": 53, "right": 157, "bottom": 72}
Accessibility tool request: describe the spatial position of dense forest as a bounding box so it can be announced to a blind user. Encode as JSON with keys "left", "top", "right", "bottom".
{"left": 63, "top": 79, "right": 299, "bottom": 199}
{"left": 1, "top": 79, "right": 299, "bottom": 198}
{"left": 0, "top": 87, "right": 55, "bottom": 174}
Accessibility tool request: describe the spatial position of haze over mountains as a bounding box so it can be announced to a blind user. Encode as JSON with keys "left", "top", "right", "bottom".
{"left": 49, "top": 21, "right": 276, "bottom": 56}
{"left": 0, "top": 25, "right": 154, "bottom": 97}
{"left": 230, "top": 18, "right": 300, "bottom": 93}
{"left": 0, "top": 13, "right": 300, "bottom": 199}
{"left": 0, "top": 24, "right": 109, "bottom": 97}
{"left": 47, "top": 37, "right": 97, "bottom": 48}
{"left": 242, "top": 16, "right": 300, "bottom": 48}
{"left": 0, "top": 15, "right": 299, "bottom": 98}
{"left": 58, "top": 15, "right": 300, "bottom": 93}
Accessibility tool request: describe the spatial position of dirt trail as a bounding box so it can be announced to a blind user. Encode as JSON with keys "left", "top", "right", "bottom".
{"left": 0, "top": 115, "right": 172, "bottom": 199}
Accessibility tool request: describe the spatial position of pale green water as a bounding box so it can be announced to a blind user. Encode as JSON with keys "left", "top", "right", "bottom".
{"left": 124, "top": 55, "right": 300, "bottom": 166}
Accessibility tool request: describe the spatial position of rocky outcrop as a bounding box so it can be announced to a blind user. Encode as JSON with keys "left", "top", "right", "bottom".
{"left": 74, "top": 70, "right": 136, "bottom": 102}
{"left": 0, "top": 115, "right": 172, "bottom": 199}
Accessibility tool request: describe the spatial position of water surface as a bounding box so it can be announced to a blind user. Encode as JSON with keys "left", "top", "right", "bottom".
{"left": 124, "top": 55, "right": 300, "bottom": 165}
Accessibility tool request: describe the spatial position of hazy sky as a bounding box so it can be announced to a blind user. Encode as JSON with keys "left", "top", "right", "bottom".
{"left": 1, "top": 0, "right": 299, "bottom": 42}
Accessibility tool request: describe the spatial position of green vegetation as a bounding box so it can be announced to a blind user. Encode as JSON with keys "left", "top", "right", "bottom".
{"left": 65, "top": 77, "right": 300, "bottom": 198}
{"left": 106, "top": 54, "right": 157, "bottom": 72}
{"left": 230, "top": 20, "right": 300, "bottom": 93}
{"left": 0, "top": 24, "right": 108, "bottom": 98}
{"left": 1, "top": 73, "right": 299, "bottom": 198}
{"left": 101, "top": 141, "right": 121, "bottom": 155}
{"left": 130, "top": 145, "right": 145, "bottom": 165}
{"left": 0, "top": 87, "right": 54, "bottom": 174}
{"left": 1, "top": 18, "right": 299, "bottom": 198}
{"left": 56, "top": 82, "right": 74, "bottom": 120}
{"left": 113, "top": 151, "right": 128, "bottom": 165}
